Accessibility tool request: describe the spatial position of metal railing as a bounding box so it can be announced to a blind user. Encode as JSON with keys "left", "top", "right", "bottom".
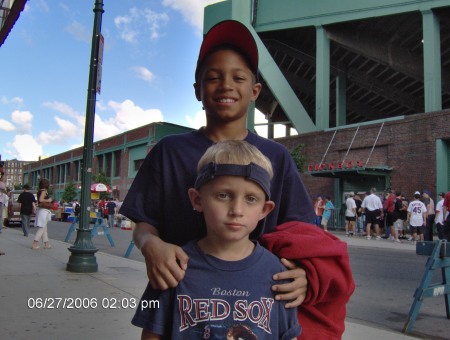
{"left": 327, "top": 208, "right": 346, "bottom": 231}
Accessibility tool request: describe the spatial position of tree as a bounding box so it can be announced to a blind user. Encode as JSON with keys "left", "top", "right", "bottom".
{"left": 290, "top": 144, "right": 307, "bottom": 173}
{"left": 92, "top": 171, "right": 111, "bottom": 187}
{"left": 62, "top": 182, "right": 78, "bottom": 203}
{"left": 92, "top": 171, "right": 111, "bottom": 199}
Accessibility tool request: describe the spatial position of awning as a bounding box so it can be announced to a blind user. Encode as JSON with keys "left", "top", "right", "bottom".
{"left": 306, "top": 165, "right": 392, "bottom": 179}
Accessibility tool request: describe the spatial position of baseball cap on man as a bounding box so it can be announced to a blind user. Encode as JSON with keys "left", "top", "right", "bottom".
{"left": 195, "top": 20, "right": 258, "bottom": 82}
{"left": 414, "top": 191, "right": 421, "bottom": 195}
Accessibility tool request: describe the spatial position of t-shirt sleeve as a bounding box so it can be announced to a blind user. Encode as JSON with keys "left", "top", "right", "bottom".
{"left": 274, "top": 147, "right": 315, "bottom": 224}
{"left": 131, "top": 282, "right": 173, "bottom": 336}
{"left": 119, "top": 142, "right": 164, "bottom": 228}
{"left": 274, "top": 263, "right": 302, "bottom": 339}
{"left": 279, "top": 302, "right": 302, "bottom": 340}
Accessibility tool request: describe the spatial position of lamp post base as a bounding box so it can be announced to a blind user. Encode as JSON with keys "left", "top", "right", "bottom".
{"left": 66, "top": 228, "right": 98, "bottom": 273}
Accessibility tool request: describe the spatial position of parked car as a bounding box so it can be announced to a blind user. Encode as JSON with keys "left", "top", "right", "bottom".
{"left": 6, "top": 189, "right": 37, "bottom": 227}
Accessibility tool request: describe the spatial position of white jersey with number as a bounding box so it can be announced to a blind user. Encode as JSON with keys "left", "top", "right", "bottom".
{"left": 407, "top": 200, "right": 426, "bottom": 227}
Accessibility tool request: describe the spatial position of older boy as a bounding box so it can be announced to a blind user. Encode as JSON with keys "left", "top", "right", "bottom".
{"left": 121, "top": 20, "right": 355, "bottom": 339}
{"left": 120, "top": 20, "right": 313, "bottom": 305}
{"left": 133, "top": 140, "right": 301, "bottom": 339}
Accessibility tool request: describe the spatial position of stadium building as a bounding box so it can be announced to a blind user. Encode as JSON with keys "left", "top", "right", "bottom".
{"left": 17, "top": 0, "right": 450, "bottom": 210}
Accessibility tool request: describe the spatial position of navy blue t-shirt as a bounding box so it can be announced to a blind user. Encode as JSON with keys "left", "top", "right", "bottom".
{"left": 120, "top": 129, "right": 314, "bottom": 245}
{"left": 132, "top": 241, "right": 301, "bottom": 339}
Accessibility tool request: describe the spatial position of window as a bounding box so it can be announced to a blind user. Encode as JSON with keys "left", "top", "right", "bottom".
{"left": 128, "top": 144, "right": 147, "bottom": 177}
{"left": 134, "top": 159, "right": 144, "bottom": 171}
{"left": 97, "top": 155, "right": 104, "bottom": 173}
{"left": 113, "top": 150, "right": 121, "bottom": 177}
{"left": 105, "top": 153, "right": 112, "bottom": 177}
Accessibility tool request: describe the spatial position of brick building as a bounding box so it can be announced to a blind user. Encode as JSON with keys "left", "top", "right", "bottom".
{"left": 277, "top": 110, "right": 450, "bottom": 208}
{"left": 1, "top": 159, "right": 31, "bottom": 189}
{"left": 22, "top": 122, "right": 192, "bottom": 201}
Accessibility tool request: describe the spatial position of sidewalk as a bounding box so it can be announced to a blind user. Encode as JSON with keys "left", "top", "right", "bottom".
{"left": 0, "top": 228, "right": 419, "bottom": 339}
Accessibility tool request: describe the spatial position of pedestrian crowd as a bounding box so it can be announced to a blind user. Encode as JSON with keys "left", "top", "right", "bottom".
{"left": 312, "top": 188, "right": 450, "bottom": 244}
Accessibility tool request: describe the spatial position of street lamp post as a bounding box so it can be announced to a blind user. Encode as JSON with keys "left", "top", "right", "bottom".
{"left": 67, "top": 0, "right": 104, "bottom": 273}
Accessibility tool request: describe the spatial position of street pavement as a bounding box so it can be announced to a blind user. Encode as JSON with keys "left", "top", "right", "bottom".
{"left": 0, "top": 226, "right": 427, "bottom": 339}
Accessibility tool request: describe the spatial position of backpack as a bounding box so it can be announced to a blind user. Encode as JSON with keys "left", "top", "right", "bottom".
{"left": 394, "top": 198, "right": 403, "bottom": 220}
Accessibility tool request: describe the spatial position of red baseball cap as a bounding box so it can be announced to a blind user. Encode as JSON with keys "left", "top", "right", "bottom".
{"left": 195, "top": 20, "right": 259, "bottom": 81}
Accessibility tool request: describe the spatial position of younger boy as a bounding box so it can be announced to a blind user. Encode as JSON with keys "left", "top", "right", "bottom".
{"left": 132, "top": 140, "right": 301, "bottom": 339}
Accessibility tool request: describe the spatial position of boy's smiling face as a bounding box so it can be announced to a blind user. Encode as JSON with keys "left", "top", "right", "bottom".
{"left": 194, "top": 49, "right": 261, "bottom": 125}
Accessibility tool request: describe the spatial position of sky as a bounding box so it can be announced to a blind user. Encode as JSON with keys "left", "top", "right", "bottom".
{"left": 0, "top": 0, "right": 285, "bottom": 162}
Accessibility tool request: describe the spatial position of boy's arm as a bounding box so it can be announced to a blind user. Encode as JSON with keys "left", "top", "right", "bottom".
{"left": 141, "top": 329, "right": 161, "bottom": 340}
{"left": 134, "top": 222, "right": 189, "bottom": 290}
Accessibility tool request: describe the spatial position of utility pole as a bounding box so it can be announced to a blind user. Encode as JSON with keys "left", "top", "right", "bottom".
{"left": 67, "top": 0, "right": 104, "bottom": 273}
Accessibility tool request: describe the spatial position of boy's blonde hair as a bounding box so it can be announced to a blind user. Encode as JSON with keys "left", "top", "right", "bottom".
{"left": 197, "top": 140, "right": 273, "bottom": 179}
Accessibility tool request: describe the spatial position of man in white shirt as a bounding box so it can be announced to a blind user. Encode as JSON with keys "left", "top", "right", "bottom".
{"left": 362, "top": 187, "right": 384, "bottom": 240}
{"left": 435, "top": 192, "right": 447, "bottom": 240}
{"left": 345, "top": 192, "right": 356, "bottom": 236}
{"left": 422, "top": 190, "right": 435, "bottom": 241}
{"left": 407, "top": 191, "right": 427, "bottom": 244}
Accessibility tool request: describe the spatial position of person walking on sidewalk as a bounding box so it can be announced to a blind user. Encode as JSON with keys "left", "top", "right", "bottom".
{"left": 0, "top": 189, "right": 6, "bottom": 234}
{"left": 31, "top": 178, "right": 52, "bottom": 250}
{"left": 0, "top": 161, "right": 5, "bottom": 255}
{"left": 362, "top": 187, "right": 384, "bottom": 240}
{"left": 407, "top": 191, "right": 427, "bottom": 244}
{"left": 17, "top": 184, "right": 36, "bottom": 237}
{"left": 0, "top": 161, "right": 6, "bottom": 235}
{"left": 106, "top": 199, "right": 117, "bottom": 229}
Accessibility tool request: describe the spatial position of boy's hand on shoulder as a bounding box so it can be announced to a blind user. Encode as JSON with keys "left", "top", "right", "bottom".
{"left": 141, "top": 236, "right": 189, "bottom": 290}
{"left": 272, "top": 258, "right": 307, "bottom": 308}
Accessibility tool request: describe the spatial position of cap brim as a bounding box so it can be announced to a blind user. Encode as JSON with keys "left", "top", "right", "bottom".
{"left": 196, "top": 20, "right": 258, "bottom": 80}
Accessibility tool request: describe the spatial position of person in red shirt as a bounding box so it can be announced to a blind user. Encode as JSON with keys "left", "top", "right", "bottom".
{"left": 98, "top": 199, "right": 105, "bottom": 216}
{"left": 313, "top": 196, "right": 325, "bottom": 226}
{"left": 383, "top": 190, "right": 396, "bottom": 239}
